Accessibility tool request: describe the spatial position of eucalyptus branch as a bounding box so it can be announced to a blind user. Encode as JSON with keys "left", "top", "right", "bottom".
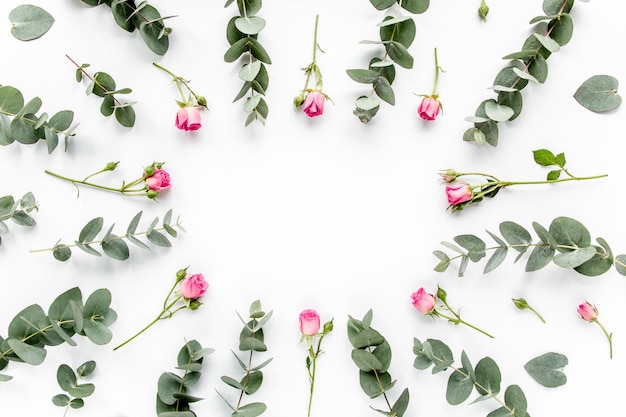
{"left": 156, "top": 340, "right": 213, "bottom": 415}
{"left": 464, "top": 0, "right": 577, "bottom": 146}
{"left": 413, "top": 338, "right": 566, "bottom": 416}
{"left": 52, "top": 361, "right": 97, "bottom": 416}
{"left": 434, "top": 216, "right": 626, "bottom": 278}
{"left": 0, "top": 192, "right": 38, "bottom": 246}
{"left": 30, "top": 209, "right": 185, "bottom": 262}
{"left": 0, "top": 84, "right": 78, "bottom": 153}
{"left": 216, "top": 300, "right": 273, "bottom": 417}
{"left": 347, "top": 309, "right": 410, "bottom": 417}
{"left": 76, "top": 0, "right": 174, "bottom": 55}
{"left": 66, "top": 55, "right": 136, "bottom": 127}
{"left": 224, "top": 0, "right": 271, "bottom": 126}
{"left": 0, "top": 288, "right": 116, "bottom": 382}
{"left": 347, "top": 0, "right": 429, "bottom": 123}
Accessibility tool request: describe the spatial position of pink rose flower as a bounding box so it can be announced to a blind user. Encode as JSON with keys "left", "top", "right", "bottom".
{"left": 446, "top": 182, "right": 472, "bottom": 205}
{"left": 144, "top": 168, "right": 171, "bottom": 191}
{"left": 179, "top": 273, "right": 208, "bottom": 299}
{"left": 410, "top": 288, "right": 436, "bottom": 314}
{"left": 299, "top": 309, "right": 321, "bottom": 336}
{"left": 417, "top": 97, "right": 441, "bottom": 121}
{"left": 577, "top": 301, "right": 598, "bottom": 322}
{"left": 176, "top": 106, "right": 202, "bottom": 131}
{"left": 302, "top": 91, "right": 325, "bottom": 117}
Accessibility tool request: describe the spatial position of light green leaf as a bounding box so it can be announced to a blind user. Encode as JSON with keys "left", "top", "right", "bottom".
{"left": 9, "top": 5, "right": 55, "bottom": 41}
{"left": 615, "top": 254, "right": 626, "bottom": 275}
{"left": 549, "top": 217, "right": 591, "bottom": 251}
{"left": 553, "top": 247, "right": 596, "bottom": 268}
{"left": 6, "top": 338, "right": 46, "bottom": 365}
{"left": 474, "top": 357, "right": 501, "bottom": 397}
{"left": 533, "top": 33, "right": 560, "bottom": 53}
{"left": 524, "top": 352, "right": 567, "bottom": 387}
{"left": 0, "top": 86, "right": 25, "bottom": 114}
{"left": 351, "top": 349, "right": 383, "bottom": 371}
{"left": 573, "top": 75, "right": 621, "bottom": 113}
{"left": 232, "top": 402, "right": 267, "bottom": 417}
{"left": 52, "top": 394, "right": 69, "bottom": 406}
{"left": 79, "top": 218, "right": 103, "bottom": 243}
{"left": 347, "top": 69, "right": 380, "bottom": 84}
{"left": 114, "top": 106, "right": 136, "bottom": 128}
{"left": 239, "top": 61, "right": 262, "bottom": 82}
{"left": 446, "top": 367, "right": 473, "bottom": 405}
{"left": 235, "top": 16, "right": 266, "bottom": 35}
{"left": 56, "top": 364, "right": 77, "bottom": 392}
{"left": 499, "top": 221, "right": 531, "bottom": 253}
{"left": 101, "top": 236, "right": 130, "bottom": 260}
{"left": 355, "top": 96, "right": 381, "bottom": 111}
{"left": 485, "top": 101, "right": 514, "bottom": 122}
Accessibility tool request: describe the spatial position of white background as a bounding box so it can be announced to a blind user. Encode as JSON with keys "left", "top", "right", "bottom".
{"left": 1, "top": 1, "right": 624, "bottom": 416}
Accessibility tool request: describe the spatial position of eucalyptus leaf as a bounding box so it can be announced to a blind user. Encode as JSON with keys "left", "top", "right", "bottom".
{"left": 524, "top": 352, "right": 567, "bottom": 387}
{"left": 9, "top": 5, "right": 55, "bottom": 41}
{"left": 573, "top": 75, "right": 621, "bottom": 113}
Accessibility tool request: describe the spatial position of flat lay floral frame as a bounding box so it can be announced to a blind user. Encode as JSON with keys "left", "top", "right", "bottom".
{"left": 1, "top": 1, "right": 624, "bottom": 417}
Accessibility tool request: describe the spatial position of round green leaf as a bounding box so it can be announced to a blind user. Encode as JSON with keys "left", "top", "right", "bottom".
{"left": 447, "top": 368, "right": 473, "bottom": 405}
{"left": 234, "top": 16, "right": 266, "bottom": 35}
{"left": 616, "top": 254, "right": 626, "bottom": 276}
{"left": 0, "top": 86, "right": 25, "bottom": 114}
{"left": 574, "top": 75, "right": 621, "bottom": 113}
{"left": 474, "top": 357, "right": 501, "bottom": 396}
{"left": 52, "top": 394, "right": 70, "bottom": 407}
{"left": 53, "top": 244, "right": 72, "bottom": 261}
{"left": 485, "top": 101, "right": 514, "bottom": 122}
{"left": 57, "top": 364, "right": 77, "bottom": 391}
{"left": 549, "top": 217, "right": 591, "bottom": 252}
{"left": 114, "top": 106, "right": 136, "bottom": 128}
{"left": 9, "top": 5, "right": 55, "bottom": 41}
{"left": 524, "top": 352, "right": 568, "bottom": 387}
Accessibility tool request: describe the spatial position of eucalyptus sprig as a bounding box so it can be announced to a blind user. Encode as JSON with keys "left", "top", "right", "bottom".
{"left": 216, "top": 300, "right": 273, "bottom": 417}
{"left": 433, "top": 216, "right": 626, "bottom": 277}
{"left": 30, "top": 209, "right": 184, "bottom": 262}
{"left": 413, "top": 338, "right": 567, "bottom": 416}
{"left": 52, "top": 360, "right": 97, "bottom": 416}
{"left": 441, "top": 149, "right": 606, "bottom": 213}
{"left": 77, "top": 0, "right": 175, "bottom": 55}
{"left": 347, "top": 0, "right": 429, "bottom": 123}
{"left": 66, "top": 55, "right": 136, "bottom": 128}
{"left": 224, "top": 0, "right": 271, "bottom": 126}
{"left": 0, "top": 84, "right": 78, "bottom": 153}
{"left": 464, "top": 0, "right": 577, "bottom": 146}
{"left": 0, "top": 287, "right": 116, "bottom": 382}
{"left": 347, "top": 309, "right": 410, "bottom": 417}
{"left": 0, "top": 192, "right": 38, "bottom": 246}
{"left": 156, "top": 340, "right": 214, "bottom": 417}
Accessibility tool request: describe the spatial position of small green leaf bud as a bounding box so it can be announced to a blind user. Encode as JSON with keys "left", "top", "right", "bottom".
{"left": 512, "top": 297, "right": 529, "bottom": 310}
{"left": 189, "top": 300, "right": 203, "bottom": 311}
{"left": 104, "top": 161, "right": 120, "bottom": 171}
{"left": 478, "top": 1, "right": 489, "bottom": 22}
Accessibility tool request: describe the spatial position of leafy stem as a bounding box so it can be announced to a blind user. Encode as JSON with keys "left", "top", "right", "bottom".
{"left": 1, "top": 319, "right": 74, "bottom": 359}
{"left": 66, "top": 55, "right": 124, "bottom": 108}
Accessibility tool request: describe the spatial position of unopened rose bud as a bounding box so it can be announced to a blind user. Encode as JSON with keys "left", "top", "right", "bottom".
{"left": 104, "top": 161, "right": 120, "bottom": 171}
{"left": 577, "top": 301, "right": 598, "bottom": 322}
{"left": 479, "top": 1, "right": 489, "bottom": 21}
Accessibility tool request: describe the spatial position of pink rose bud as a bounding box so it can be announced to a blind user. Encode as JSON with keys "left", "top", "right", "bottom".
{"left": 179, "top": 273, "right": 208, "bottom": 299}
{"left": 144, "top": 168, "right": 171, "bottom": 191}
{"left": 577, "top": 301, "right": 598, "bottom": 322}
{"left": 410, "top": 288, "right": 436, "bottom": 314}
{"left": 417, "top": 96, "right": 441, "bottom": 121}
{"left": 175, "top": 106, "right": 202, "bottom": 131}
{"left": 446, "top": 182, "right": 472, "bottom": 205}
{"left": 299, "top": 309, "right": 321, "bottom": 336}
{"left": 302, "top": 91, "right": 325, "bottom": 117}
